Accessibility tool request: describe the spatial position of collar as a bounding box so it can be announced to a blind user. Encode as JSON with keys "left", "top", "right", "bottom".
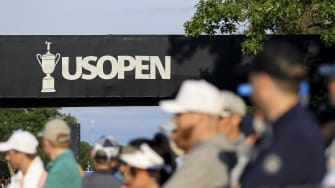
{"left": 47, "top": 149, "right": 72, "bottom": 171}
{"left": 25, "top": 156, "right": 44, "bottom": 176}
{"left": 94, "top": 169, "right": 114, "bottom": 174}
{"left": 195, "top": 133, "right": 235, "bottom": 151}
{"left": 271, "top": 103, "right": 301, "bottom": 130}
{"left": 253, "top": 103, "right": 303, "bottom": 155}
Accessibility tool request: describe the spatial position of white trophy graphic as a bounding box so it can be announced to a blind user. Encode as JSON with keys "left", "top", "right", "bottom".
{"left": 36, "top": 41, "right": 60, "bottom": 92}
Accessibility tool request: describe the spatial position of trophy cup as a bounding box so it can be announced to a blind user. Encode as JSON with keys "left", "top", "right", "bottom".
{"left": 36, "top": 41, "right": 60, "bottom": 92}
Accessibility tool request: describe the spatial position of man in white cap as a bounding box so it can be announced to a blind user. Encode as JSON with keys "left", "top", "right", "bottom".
{"left": 41, "top": 119, "right": 82, "bottom": 188}
{"left": 83, "top": 136, "right": 122, "bottom": 188}
{"left": 0, "top": 130, "right": 46, "bottom": 188}
{"left": 160, "top": 79, "right": 235, "bottom": 188}
{"left": 218, "top": 91, "right": 247, "bottom": 142}
{"left": 218, "top": 91, "right": 259, "bottom": 188}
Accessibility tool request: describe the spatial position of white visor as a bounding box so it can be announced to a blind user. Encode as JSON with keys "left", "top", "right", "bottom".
{"left": 121, "top": 143, "right": 165, "bottom": 170}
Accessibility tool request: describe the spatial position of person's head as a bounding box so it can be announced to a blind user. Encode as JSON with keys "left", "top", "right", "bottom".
{"left": 248, "top": 41, "right": 306, "bottom": 119}
{"left": 218, "top": 91, "right": 247, "bottom": 141}
{"left": 91, "top": 136, "right": 119, "bottom": 169}
{"left": 40, "top": 119, "right": 71, "bottom": 159}
{"left": 121, "top": 133, "right": 176, "bottom": 188}
{"left": 0, "top": 130, "right": 38, "bottom": 171}
{"left": 160, "top": 80, "right": 225, "bottom": 147}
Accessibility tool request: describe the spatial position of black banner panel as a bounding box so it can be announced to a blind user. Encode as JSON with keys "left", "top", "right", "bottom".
{"left": 0, "top": 35, "right": 334, "bottom": 107}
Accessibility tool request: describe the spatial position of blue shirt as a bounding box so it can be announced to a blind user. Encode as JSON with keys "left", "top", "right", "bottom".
{"left": 83, "top": 170, "right": 122, "bottom": 188}
{"left": 241, "top": 104, "right": 326, "bottom": 188}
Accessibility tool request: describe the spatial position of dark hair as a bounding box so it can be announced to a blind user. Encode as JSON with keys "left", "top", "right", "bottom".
{"left": 248, "top": 41, "right": 306, "bottom": 92}
{"left": 128, "top": 133, "right": 177, "bottom": 185}
{"left": 129, "top": 138, "right": 152, "bottom": 149}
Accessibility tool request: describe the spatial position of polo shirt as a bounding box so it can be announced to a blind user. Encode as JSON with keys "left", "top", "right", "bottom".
{"left": 241, "top": 104, "right": 326, "bottom": 187}
{"left": 44, "top": 149, "right": 82, "bottom": 188}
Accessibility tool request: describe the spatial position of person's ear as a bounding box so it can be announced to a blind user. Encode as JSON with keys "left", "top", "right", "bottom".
{"left": 217, "top": 117, "right": 229, "bottom": 130}
{"left": 231, "top": 114, "right": 242, "bottom": 127}
{"left": 259, "top": 73, "right": 273, "bottom": 88}
{"left": 43, "top": 138, "right": 49, "bottom": 147}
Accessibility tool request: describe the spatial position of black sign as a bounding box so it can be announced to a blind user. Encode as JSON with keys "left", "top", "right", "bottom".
{"left": 69, "top": 123, "right": 81, "bottom": 162}
{"left": 0, "top": 35, "right": 333, "bottom": 107}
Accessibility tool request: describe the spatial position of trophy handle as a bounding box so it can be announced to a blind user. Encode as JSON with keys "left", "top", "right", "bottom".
{"left": 36, "top": 54, "right": 42, "bottom": 67}
{"left": 55, "top": 53, "right": 61, "bottom": 65}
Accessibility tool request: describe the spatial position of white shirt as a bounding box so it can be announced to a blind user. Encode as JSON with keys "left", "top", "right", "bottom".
{"left": 8, "top": 156, "right": 47, "bottom": 188}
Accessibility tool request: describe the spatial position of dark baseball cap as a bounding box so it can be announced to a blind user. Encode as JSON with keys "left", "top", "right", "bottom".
{"left": 247, "top": 41, "right": 306, "bottom": 82}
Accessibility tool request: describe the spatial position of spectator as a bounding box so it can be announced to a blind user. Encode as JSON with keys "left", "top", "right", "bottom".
{"left": 317, "top": 62, "right": 335, "bottom": 147}
{"left": 160, "top": 80, "right": 235, "bottom": 188}
{"left": 127, "top": 133, "right": 177, "bottom": 174}
{"left": 41, "top": 119, "right": 82, "bottom": 188}
{"left": 83, "top": 136, "right": 122, "bottom": 188}
{"left": 240, "top": 41, "right": 326, "bottom": 187}
{"left": 218, "top": 91, "right": 247, "bottom": 142}
{"left": 120, "top": 133, "right": 175, "bottom": 188}
{"left": 318, "top": 62, "right": 335, "bottom": 187}
{"left": 218, "top": 91, "right": 251, "bottom": 187}
{"left": 0, "top": 130, "right": 46, "bottom": 188}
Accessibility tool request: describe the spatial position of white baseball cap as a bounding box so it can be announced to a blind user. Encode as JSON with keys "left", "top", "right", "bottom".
{"left": 0, "top": 130, "right": 38, "bottom": 154}
{"left": 221, "top": 91, "right": 247, "bottom": 117}
{"left": 93, "top": 136, "right": 119, "bottom": 160}
{"left": 159, "top": 80, "right": 225, "bottom": 116}
{"left": 121, "top": 143, "right": 165, "bottom": 170}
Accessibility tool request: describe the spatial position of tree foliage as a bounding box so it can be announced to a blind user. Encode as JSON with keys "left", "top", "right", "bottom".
{"left": 79, "top": 141, "right": 93, "bottom": 171}
{"left": 0, "top": 108, "right": 77, "bottom": 177}
{"left": 185, "top": 0, "right": 335, "bottom": 55}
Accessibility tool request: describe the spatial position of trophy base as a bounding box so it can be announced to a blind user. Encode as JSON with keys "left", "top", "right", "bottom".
{"left": 41, "top": 88, "right": 56, "bottom": 93}
{"left": 41, "top": 77, "right": 56, "bottom": 93}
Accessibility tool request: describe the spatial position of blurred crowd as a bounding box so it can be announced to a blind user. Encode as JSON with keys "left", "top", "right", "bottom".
{"left": 2, "top": 41, "right": 335, "bottom": 188}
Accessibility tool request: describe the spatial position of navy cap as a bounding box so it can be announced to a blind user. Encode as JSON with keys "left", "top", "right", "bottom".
{"left": 247, "top": 41, "right": 306, "bottom": 82}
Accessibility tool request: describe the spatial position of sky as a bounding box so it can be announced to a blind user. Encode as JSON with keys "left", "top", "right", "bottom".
{"left": 0, "top": 0, "right": 198, "bottom": 145}
{"left": 61, "top": 107, "right": 171, "bottom": 145}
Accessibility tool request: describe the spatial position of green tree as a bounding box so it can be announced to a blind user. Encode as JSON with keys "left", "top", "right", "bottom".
{"left": 0, "top": 108, "right": 77, "bottom": 177}
{"left": 185, "top": 0, "right": 335, "bottom": 55}
{"left": 79, "top": 141, "right": 93, "bottom": 171}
